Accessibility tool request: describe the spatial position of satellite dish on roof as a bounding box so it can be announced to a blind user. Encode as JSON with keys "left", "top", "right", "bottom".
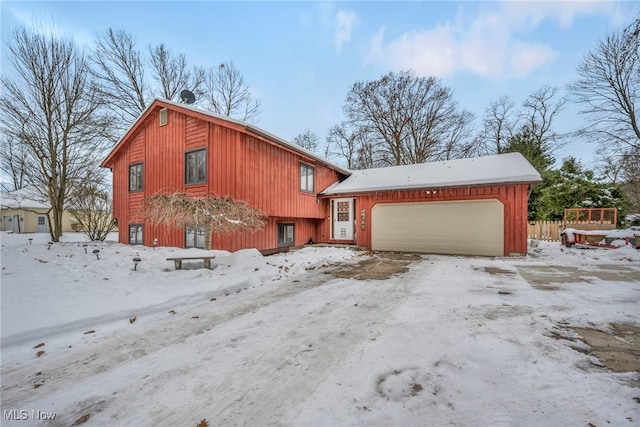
{"left": 180, "top": 89, "right": 196, "bottom": 104}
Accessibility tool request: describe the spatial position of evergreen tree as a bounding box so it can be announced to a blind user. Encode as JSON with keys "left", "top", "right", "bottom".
{"left": 502, "top": 127, "right": 554, "bottom": 219}
{"left": 538, "top": 157, "right": 627, "bottom": 223}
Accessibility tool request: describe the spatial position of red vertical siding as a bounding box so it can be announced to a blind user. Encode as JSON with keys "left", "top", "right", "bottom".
{"left": 322, "top": 183, "right": 531, "bottom": 256}
{"left": 105, "top": 103, "right": 344, "bottom": 252}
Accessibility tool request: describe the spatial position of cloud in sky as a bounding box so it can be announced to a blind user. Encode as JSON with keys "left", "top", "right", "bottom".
{"left": 5, "top": 5, "right": 94, "bottom": 48}
{"left": 364, "top": 2, "right": 622, "bottom": 80}
{"left": 334, "top": 10, "right": 358, "bottom": 53}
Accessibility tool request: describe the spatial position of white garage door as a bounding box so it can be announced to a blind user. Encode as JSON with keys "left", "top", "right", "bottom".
{"left": 371, "top": 199, "right": 504, "bottom": 256}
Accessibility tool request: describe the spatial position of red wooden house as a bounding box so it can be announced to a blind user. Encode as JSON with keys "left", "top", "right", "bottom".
{"left": 101, "top": 99, "right": 541, "bottom": 256}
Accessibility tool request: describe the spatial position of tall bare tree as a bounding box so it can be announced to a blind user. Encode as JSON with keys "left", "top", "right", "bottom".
{"left": 91, "top": 28, "right": 148, "bottom": 128}
{"left": 441, "top": 110, "right": 476, "bottom": 160}
{"left": 476, "top": 86, "right": 566, "bottom": 158}
{"left": 520, "top": 85, "right": 567, "bottom": 152}
{"left": 92, "top": 30, "right": 261, "bottom": 129}
{"left": 202, "top": 61, "right": 261, "bottom": 122}
{"left": 568, "top": 17, "right": 639, "bottom": 182}
{"left": 0, "top": 134, "right": 30, "bottom": 190}
{"left": 475, "top": 96, "right": 516, "bottom": 155}
{"left": 292, "top": 129, "right": 320, "bottom": 153}
{"left": 148, "top": 43, "right": 205, "bottom": 101}
{"left": 339, "top": 71, "right": 474, "bottom": 166}
{"left": 1, "top": 24, "right": 111, "bottom": 241}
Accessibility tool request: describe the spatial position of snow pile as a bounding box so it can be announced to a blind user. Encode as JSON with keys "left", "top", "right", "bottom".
{"left": 562, "top": 227, "right": 639, "bottom": 247}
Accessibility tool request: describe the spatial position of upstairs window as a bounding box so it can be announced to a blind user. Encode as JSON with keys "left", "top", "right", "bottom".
{"left": 129, "top": 163, "right": 143, "bottom": 192}
{"left": 300, "top": 163, "right": 314, "bottom": 193}
{"left": 185, "top": 148, "right": 206, "bottom": 185}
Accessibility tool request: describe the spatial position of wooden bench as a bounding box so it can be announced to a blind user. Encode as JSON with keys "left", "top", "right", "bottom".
{"left": 166, "top": 256, "right": 216, "bottom": 270}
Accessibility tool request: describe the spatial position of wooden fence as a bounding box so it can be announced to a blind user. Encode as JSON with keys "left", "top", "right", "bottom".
{"left": 527, "top": 221, "right": 564, "bottom": 242}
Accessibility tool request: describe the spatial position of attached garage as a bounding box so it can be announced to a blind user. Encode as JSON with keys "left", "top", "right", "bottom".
{"left": 371, "top": 200, "right": 504, "bottom": 256}
{"left": 321, "top": 152, "right": 542, "bottom": 256}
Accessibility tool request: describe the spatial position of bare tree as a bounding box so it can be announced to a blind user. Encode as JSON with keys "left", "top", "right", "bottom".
{"left": 520, "top": 85, "right": 567, "bottom": 152}
{"left": 67, "top": 178, "right": 117, "bottom": 241}
{"left": 441, "top": 110, "right": 476, "bottom": 160}
{"left": 340, "top": 71, "right": 474, "bottom": 166}
{"left": 140, "top": 192, "right": 266, "bottom": 249}
{"left": 327, "top": 123, "right": 359, "bottom": 169}
{"left": 476, "top": 86, "right": 566, "bottom": 158}
{"left": 0, "top": 134, "right": 30, "bottom": 190}
{"left": 148, "top": 43, "right": 205, "bottom": 101}
{"left": 91, "top": 28, "right": 148, "bottom": 128}
{"left": 203, "top": 61, "right": 261, "bottom": 122}
{"left": 475, "top": 96, "right": 516, "bottom": 155}
{"left": 92, "top": 31, "right": 261, "bottom": 128}
{"left": 326, "top": 122, "right": 385, "bottom": 169}
{"left": 292, "top": 129, "right": 320, "bottom": 153}
{"left": 568, "top": 17, "right": 639, "bottom": 181}
{"left": 1, "top": 24, "right": 111, "bottom": 241}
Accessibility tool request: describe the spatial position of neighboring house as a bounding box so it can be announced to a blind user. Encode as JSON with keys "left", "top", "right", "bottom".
{"left": 101, "top": 99, "right": 542, "bottom": 256}
{"left": 0, "top": 186, "right": 77, "bottom": 234}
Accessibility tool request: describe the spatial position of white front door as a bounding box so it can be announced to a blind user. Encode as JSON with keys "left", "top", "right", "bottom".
{"left": 36, "top": 215, "right": 48, "bottom": 233}
{"left": 332, "top": 198, "right": 354, "bottom": 240}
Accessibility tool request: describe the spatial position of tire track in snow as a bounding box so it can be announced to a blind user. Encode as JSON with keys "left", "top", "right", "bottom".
{"left": 1, "top": 255, "right": 424, "bottom": 426}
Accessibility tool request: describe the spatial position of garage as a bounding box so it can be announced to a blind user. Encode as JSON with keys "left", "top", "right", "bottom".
{"left": 371, "top": 199, "right": 504, "bottom": 256}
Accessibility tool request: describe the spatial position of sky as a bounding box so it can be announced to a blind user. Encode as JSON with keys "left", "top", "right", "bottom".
{"left": 1, "top": 1, "right": 639, "bottom": 168}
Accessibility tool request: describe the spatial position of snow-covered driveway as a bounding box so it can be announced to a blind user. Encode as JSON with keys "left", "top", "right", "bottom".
{"left": 1, "top": 233, "right": 639, "bottom": 426}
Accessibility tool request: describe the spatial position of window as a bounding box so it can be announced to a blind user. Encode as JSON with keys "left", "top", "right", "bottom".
{"left": 300, "top": 163, "right": 314, "bottom": 193}
{"left": 185, "top": 225, "right": 206, "bottom": 249}
{"left": 185, "top": 149, "right": 206, "bottom": 184}
{"left": 278, "top": 223, "right": 295, "bottom": 247}
{"left": 38, "top": 216, "right": 46, "bottom": 226}
{"left": 129, "top": 163, "right": 143, "bottom": 192}
{"left": 129, "top": 224, "right": 143, "bottom": 245}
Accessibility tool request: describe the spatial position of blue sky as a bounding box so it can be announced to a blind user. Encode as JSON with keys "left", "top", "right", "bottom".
{"left": 1, "top": 1, "right": 639, "bottom": 167}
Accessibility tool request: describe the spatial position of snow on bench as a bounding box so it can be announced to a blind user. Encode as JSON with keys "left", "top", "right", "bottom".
{"left": 166, "top": 256, "right": 216, "bottom": 270}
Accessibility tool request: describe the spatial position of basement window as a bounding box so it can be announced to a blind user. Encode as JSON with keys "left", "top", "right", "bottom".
{"left": 185, "top": 225, "right": 206, "bottom": 249}
{"left": 278, "top": 223, "right": 295, "bottom": 247}
{"left": 129, "top": 224, "right": 143, "bottom": 245}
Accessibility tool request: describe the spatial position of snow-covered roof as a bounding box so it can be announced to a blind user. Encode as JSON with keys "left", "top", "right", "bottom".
{"left": 321, "top": 152, "right": 542, "bottom": 195}
{"left": 0, "top": 186, "right": 50, "bottom": 209}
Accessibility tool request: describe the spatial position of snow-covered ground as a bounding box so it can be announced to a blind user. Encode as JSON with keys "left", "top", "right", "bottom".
{"left": 1, "top": 231, "right": 639, "bottom": 426}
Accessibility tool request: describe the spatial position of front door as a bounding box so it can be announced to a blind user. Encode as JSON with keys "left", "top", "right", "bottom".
{"left": 332, "top": 198, "right": 354, "bottom": 240}
{"left": 36, "top": 215, "right": 48, "bottom": 233}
